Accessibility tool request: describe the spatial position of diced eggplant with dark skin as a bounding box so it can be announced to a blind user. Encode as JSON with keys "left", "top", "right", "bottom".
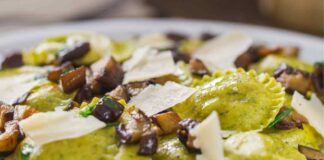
{"left": 0, "top": 105, "right": 14, "bottom": 132}
{"left": 91, "top": 56, "right": 124, "bottom": 92}
{"left": 59, "top": 42, "right": 90, "bottom": 63}
{"left": 274, "top": 64, "right": 312, "bottom": 95}
{"left": 166, "top": 32, "right": 188, "bottom": 43}
{"left": 312, "top": 63, "right": 324, "bottom": 104}
{"left": 1, "top": 52, "right": 23, "bottom": 69}
{"left": 47, "top": 62, "right": 74, "bottom": 83}
{"left": 0, "top": 103, "right": 35, "bottom": 156}
{"left": 298, "top": 145, "right": 324, "bottom": 160}
{"left": 116, "top": 109, "right": 151, "bottom": 144}
{"left": 200, "top": 32, "right": 217, "bottom": 41}
{"left": 92, "top": 96, "right": 124, "bottom": 123}
{"left": 106, "top": 85, "right": 129, "bottom": 102}
{"left": 171, "top": 49, "right": 191, "bottom": 63}
{"left": 0, "top": 121, "right": 21, "bottom": 156}
{"left": 151, "top": 111, "right": 181, "bottom": 135}
{"left": 274, "top": 107, "right": 308, "bottom": 130}
{"left": 177, "top": 119, "right": 201, "bottom": 153}
{"left": 124, "top": 81, "right": 154, "bottom": 97}
{"left": 138, "top": 130, "right": 158, "bottom": 155}
{"left": 74, "top": 84, "right": 93, "bottom": 103}
{"left": 13, "top": 105, "right": 37, "bottom": 121}
{"left": 60, "top": 66, "right": 86, "bottom": 93}
{"left": 235, "top": 46, "right": 299, "bottom": 69}
{"left": 189, "top": 58, "right": 210, "bottom": 76}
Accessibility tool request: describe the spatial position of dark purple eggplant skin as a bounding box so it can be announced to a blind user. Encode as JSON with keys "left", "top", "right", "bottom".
{"left": 59, "top": 42, "right": 90, "bottom": 63}
{"left": 137, "top": 130, "right": 158, "bottom": 155}
{"left": 92, "top": 96, "right": 124, "bottom": 123}
{"left": 1, "top": 52, "right": 23, "bottom": 69}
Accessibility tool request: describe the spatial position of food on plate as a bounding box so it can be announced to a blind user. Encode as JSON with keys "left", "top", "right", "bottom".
{"left": 0, "top": 31, "right": 323, "bottom": 160}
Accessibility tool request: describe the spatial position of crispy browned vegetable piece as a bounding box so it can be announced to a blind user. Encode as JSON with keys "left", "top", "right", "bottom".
{"left": 124, "top": 81, "right": 154, "bottom": 97}
{"left": 274, "top": 107, "right": 308, "bottom": 130}
{"left": 0, "top": 104, "right": 36, "bottom": 156}
{"left": 59, "top": 42, "right": 90, "bottom": 63}
{"left": 92, "top": 96, "right": 124, "bottom": 123}
{"left": 74, "top": 84, "right": 93, "bottom": 103}
{"left": 91, "top": 56, "right": 124, "bottom": 92}
{"left": 298, "top": 145, "right": 324, "bottom": 160}
{"left": 14, "top": 105, "right": 37, "bottom": 121}
{"left": 152, "top": 111, "right": 181, "bottom": 135}
{"left": 274, "top": 64, "right": 312, "bottom": 95}
{"left": 116, "top": 109, "right": 150, "bottom": 144}
{"left": 312, "top": 64, "right": 324, "bottom": 104}
{"left": 171, "top": 49, "right": 191, "bottom": 63}
{"left": 48, "top": 62, "right": 74, "bottom": 83}
{"left": 1, "top": 52, "right": 23, "bottom": 69}
{"left": 138, "top": 130, "right": 158, "bottom": 155}
{"left": 0, "top": 105, "right": 14, "bottom": 131}
{"left": 0, "top": 121, "right": 20, "bottom": 155}
{"left": 177, "top": 119, "right": 201, "bottom": 153}
{"left": 60, "top": 66, "right": 86, "bottom": 93}
{"left": 189, "top": 58, "right": 210, "bottom": 76}
{"left": 166, "top": 32, "right": 188, "bottom": 42}
{"left": 235, "top": 46, "right": 299, "bottom": 69}
{"left": 106, "top": 85, "right": 129, "bottom": 101}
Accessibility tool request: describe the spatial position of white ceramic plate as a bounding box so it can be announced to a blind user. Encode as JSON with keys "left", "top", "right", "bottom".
{"left": 0, "top": 18, "right": 323, "bottom": 62}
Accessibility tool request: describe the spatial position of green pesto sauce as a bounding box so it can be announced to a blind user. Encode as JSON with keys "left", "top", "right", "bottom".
{"left": 224, "top": 132, "right": 306, "bottom": 160}
{"left": 26, "top": 82, "right": 75, "bottom": 112}
{"left": 153, "top": 134, "right": 195, "bottom": 160}
{"left": 263, "top": 124, "right": 323, "bottom": 149}
{"left": 24, "top": 127, "right": 118, "bottom": 160}
{"left": 175, "top": 71, "right": 284, "bottom": 131}
{"left": 250, "top": 55, "right": 314, "bottom": 74}
{"left": 114, "top": 145, "right": 151, "bottom": 160}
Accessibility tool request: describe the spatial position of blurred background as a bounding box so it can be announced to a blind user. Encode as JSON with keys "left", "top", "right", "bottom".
{"left": 0, "top": 0, "right": 323, "bottom": 36}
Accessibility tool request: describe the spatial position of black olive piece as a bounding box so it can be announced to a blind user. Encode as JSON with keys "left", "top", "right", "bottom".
{"left": 137, "top": 130, "right": 158, "bottom": 155}
{"left": 1, "top": 52, "right": 23, "bottom": 69}
{"left": 177, "top": 119, "right": 201, "bottom": 153}
{"left": 59, "top": 42, "right": 90, "bottom": 63}
{"left": 166, "top": 32, "right": 188, "bottom": 42}
{"left": 74, "top": 84, "right": 93, "bottom": 103}
{"left": 92, "top": 96, "right": 124, "bottom": 123}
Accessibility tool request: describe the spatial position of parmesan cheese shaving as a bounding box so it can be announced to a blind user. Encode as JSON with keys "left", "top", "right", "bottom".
{"left": 137, "top": 32, "right": 173, "bottom": 49}
{"left": 129, "top": 81, "right": 196, "bottom": 116}
{"left": 291, "top": 92, "right": 324, "bottom": 135}
{"left": 19, "top": 111, "right": 106, "bottom": 145}
{"left": 123, "top": 47, "right": 176, "bottom": 84}
{"left": 0, "top": 67, "right": 46, "bottom": 104}
{"left": 194, "top": 31, "right": 252, "bottom": 71}
{"left": 190, "top": 111, "right": 225, "bottom": 160}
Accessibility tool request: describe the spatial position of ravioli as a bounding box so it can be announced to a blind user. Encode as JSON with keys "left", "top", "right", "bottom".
{"left": 26, "top": 82, "right": 75, "bottom": 112}
{"left": 19, "top": 127, "right": 118, "bottom": 160}
{"left": 224, "top": 132, "right": 306, "bottom": 160}
{"left": 174, "top": 69, "right": 285, "bottom": 131}
{"left": 250, "top": 55, "right": 314, "bottom": 74}
{"left": 153, "top": 134, "right": 195, "bottom": 160}
{"left": 263, "top": 124, "right": 323, "bottom": 149}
